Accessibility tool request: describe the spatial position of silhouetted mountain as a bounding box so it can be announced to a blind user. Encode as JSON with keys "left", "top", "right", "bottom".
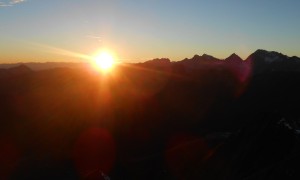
{"left": 1, "top": 49, "right": 300, "bottom": 179}
{"left": 137, "top": 50, "right": 300, "bottom": 78}
{"left": 0, "top": 64, "right": 32, "bottom": 78}
{"left": 0, "top": 62, "right": 88, "bottom": 71}
{"left": 245, "top": 49, "right": 300, "bottom": 74}
{"left": 225, "top": 53, "right": 243, "bottom": 63}
{"left": 144, "top": 58, "right": 171, "bottom": 65}
{"left": 143, "top": 58, "right": 171, "bottom": 69}
{"left": 188, "top": 53, "right": 220, "bottom": 62}
{"left": 175, "top": 54, "right": 222, "bottom": 71}
{"left": 9, "top": 64, "right": 32, "bottom": 74}
{"left": 249, "top": 49, "right": 288, "bottom": 62}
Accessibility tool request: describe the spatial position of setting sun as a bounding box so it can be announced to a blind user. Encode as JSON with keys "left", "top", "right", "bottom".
{"left": 93, "top": 52, "right": 115, "bottom": 71}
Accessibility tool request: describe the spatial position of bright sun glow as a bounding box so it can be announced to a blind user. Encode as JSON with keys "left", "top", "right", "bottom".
{"left": 93, "top": 51, "right": 115, "bottom": 71}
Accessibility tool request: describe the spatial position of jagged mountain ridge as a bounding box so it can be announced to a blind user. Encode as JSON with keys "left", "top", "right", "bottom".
{"left": 145, "top": 50, "right": 298, "bottom": 63}
{"left": 225, "top": 53, "right": 243, "bottom": 62}
{"left": 0, "top": 50, "right": 299, "bottom": 82}
{"left": 0, "top": 50, "right": 299, "bottom": 72}
{"left": 142, "top": 49, "right": 300, "bottom": 74}
{"left": 0, "top": 64, "right": 33, "bottom": 78}
{"left": 144, "top": 49, "right": 299, "bottom": 63}
{"left": 1, "top": 50, "right": 300, "bottom": 179}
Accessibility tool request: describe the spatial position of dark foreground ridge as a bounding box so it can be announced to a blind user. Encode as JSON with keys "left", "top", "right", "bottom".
{"left": 1, "top": 49, "right": 300, "bottom": 179}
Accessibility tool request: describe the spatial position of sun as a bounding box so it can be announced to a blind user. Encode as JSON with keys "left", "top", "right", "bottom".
{"left": 93, "top": 51, "right": 115, "bottom": 71}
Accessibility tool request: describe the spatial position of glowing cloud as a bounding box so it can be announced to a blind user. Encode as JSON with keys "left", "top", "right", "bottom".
{"left": 0, "top": 0, "right": 26, "bottom": 7}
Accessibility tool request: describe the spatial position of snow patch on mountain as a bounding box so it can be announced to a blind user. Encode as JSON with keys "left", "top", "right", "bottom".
{"left": 265, "top": 55, "right": 280, "bottom": 63}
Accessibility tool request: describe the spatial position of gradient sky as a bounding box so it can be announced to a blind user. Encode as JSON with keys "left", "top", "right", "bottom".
{"left": 1, "top": 0, "right": 300, "bottom": 63}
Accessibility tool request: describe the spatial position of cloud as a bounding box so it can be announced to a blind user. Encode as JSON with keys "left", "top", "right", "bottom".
{"left": 10, "top": 0, "right": 25, "bottom": 4}
{"left": 86, "top": 35, "right": 102, "bottom": 43}
{"left": 0, "top": 2, "right": 12, "bottom": 7}
{"left": 0, "top": 0, "right": 26, "bottom": 7}
{"left": 86, "top": 35, "right": 102, "bottom": 39}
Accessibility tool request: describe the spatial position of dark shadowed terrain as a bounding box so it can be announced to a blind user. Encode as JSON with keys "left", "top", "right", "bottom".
{"left": 1, "top": 50, "right": 300, "bottom": 179}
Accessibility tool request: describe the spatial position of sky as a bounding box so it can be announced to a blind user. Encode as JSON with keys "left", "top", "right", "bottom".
{"left": 0, "top": 0, "right": 300, "bottom": 63}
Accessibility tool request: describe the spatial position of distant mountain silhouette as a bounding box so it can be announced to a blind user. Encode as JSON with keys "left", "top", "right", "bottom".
{"left": 190, "top": 54, "right": 220, "bottom": 62}
{"left": 0, "top": 64, "right": 32, "bottom": 78}
{"left": 0, "top": 50, "right": 299, "bottom": 73}
{"left": 245, "top": 49, "right": 300, "bottom": 74}
{"left": 9, "top": 64, "right": 32, "bottom": 74}
{"left": 178, "top": 54, "right": 221, "bottom": 69}
{"left": 1, "top": 49, "right": 300, "bottom": 179}
{"left": 225, "top": 53, "right": 243, "bottom": 63}
{"left": 143, "top": 58, "right": 171, "bottom": 68}
{"left": 144, "top": 58, "right": 171, "bottom": 65}
{"left": 140, "top": 50, "right": 300, "bottom": 76}
{"left": 0, "top": 62, "right": 88, "bottom": 71}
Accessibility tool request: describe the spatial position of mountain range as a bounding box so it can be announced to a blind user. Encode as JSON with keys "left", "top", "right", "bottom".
{"left": 144, "top": 49, "right": 300, "bottom": 74}
{"left": 1, "top": 49, "right": 299, "bottom": 73}
{"left": 1, "top": 49, "right": 300, "bottom": 179}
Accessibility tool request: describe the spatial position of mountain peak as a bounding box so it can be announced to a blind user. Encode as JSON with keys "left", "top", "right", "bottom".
{"left": 202, "top": 54, "right": 215, "bottom": 59}
{"left": 254, "top": 49, "right": 269, "bottom": 54}
{"left": 0, "top": 64, "right": 32, "bottom": 78}
{"left": 190, "top": 54, "right": 219, "bottom": 62}
{"left": 253, "top": 49, "right": 285, "bottom": 57}
{"left": 143, "top": 58, "right": 171, "bottom": 66}
{"left": 192, "top": 54, "right": 201, "bottom": 60}
{"left": 247, "top": 49, "right": 288, "bottom": 63}
{"left": 9, "top": 64, "right": 32, "bottom": 75}
{"left": 225, "top": 53, "right": 243, "bottom": 62}
{"left": 230, "top": 53, "right": 239, "bottom": 57}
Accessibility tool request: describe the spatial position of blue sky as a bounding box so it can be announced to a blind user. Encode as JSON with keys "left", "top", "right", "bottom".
{"left": 0, "top": 0, "right": 300, "bottom": 63}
